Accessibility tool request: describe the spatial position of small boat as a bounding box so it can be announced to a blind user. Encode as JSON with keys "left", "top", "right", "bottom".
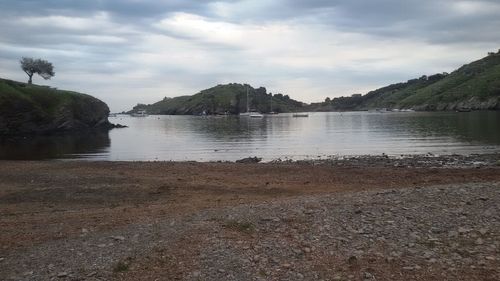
{"left": 249, "top": 112, "right": 264, "bottom": 118}
{"left": 292, "top": 113, "right": 309, "bottom": 117}
{"left": 131, "top": 110, "right": 148, "bottom": 117}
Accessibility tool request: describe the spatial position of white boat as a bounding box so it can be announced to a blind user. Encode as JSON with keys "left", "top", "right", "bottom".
{"left": 250, "top": 112, "right": 264, "bottom": 118}
{"left": 240, "top": 86, "right": 264, "bottom": 118}
{"left": 131, "top": 110, "right": 148, "bottom": 117}
{"left": 292, "top": 113, "right": 309, "bottom": 117}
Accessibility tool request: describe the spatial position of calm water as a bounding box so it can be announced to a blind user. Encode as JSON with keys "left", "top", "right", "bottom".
{"left": 1, "top": 111, "right": 499, "bottom": 161}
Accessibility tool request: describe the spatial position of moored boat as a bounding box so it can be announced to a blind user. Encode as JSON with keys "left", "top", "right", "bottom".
{"left": 292, "top": 113, "right": 309, "bottom": 117}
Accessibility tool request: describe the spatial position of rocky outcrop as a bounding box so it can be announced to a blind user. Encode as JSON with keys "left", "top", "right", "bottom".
{"left": 0, "top": 78, "right": 118, "bottom": 135}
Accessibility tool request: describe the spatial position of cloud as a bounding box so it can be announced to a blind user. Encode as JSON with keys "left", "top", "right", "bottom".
{"left": 0, "top": 0, "right": 499, "bottom": 111}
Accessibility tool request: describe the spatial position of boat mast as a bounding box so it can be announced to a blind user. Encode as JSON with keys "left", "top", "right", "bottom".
{"left": 246, "top": 85, "right": 250, "bottom": 113}
{"left": 270, "top": 93, "right": 272, "bottom": 113}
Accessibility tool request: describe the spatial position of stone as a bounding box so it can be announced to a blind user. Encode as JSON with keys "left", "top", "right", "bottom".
{"left": 111, "top": 235, "right": 125, "bottom": 241}
{"left": 57, "top": 272, "right": 68, "bottom": 278}
{"left": 475, "top": 238, "right": 484, "bottom": 245}
{"left": 363, "top": 272, "right": 375, "bottom": 279}
{"left": 458, "top": 227, "right": 470, "bottom": 234}
{"left": 423, "top": 251, "right": 434, "bottom": 259}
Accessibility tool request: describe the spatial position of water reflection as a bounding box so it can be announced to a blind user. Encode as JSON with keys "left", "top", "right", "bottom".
{"left": 0, "top": 131, "right": 110, "bottom": 160}
{"left": 1, "top": 111, "right": 499, "bottom": 161}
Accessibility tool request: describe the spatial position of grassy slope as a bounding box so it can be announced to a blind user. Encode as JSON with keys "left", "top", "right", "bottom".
{"left": 0, "top": 78, "right": 96, "bottom": 118}
{"left": 399, "top": 54, "right": 500, "bottom": 107}
{"left": 321, "top": 53, "right": 500, "bottom": 110}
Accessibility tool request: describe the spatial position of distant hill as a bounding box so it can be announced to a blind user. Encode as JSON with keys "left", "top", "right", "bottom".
{"left": 0, "top": 78, "right": 114, "bottom": 135}
{"left": 310, "top": 51, "right": 500, "bottom": 111}
{"left": 130, "top": 83, "right": 306, "bottom": 115}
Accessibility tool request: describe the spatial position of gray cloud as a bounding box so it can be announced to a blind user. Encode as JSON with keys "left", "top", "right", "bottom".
{"left": 0, "top": 0, "right": 499, "bottom": 111}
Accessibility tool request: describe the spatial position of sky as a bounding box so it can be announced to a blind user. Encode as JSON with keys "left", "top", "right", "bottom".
{"left": 1, "top": 0, "right": 499, "bottom": 112}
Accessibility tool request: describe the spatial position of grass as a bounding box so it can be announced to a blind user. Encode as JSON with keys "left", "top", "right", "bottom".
{"left": 0, "top": 78, "right": 89, "bottom": 118}
{"left": 224, "top": 220, "right": 255, "bottom": 234}
{"left": 113, "top": 260, "right": 130, "bottom": 273}
{"left": 325, "top": 53, "right": 500, "bottom": 110}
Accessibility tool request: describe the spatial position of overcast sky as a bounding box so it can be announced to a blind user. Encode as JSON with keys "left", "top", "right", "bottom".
{"left": 1, "top": 0, "right": 499, "bottom": 111}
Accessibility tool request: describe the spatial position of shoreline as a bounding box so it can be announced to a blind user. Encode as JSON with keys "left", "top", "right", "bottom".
{"left": 51, "top": 152, "right": 500, "bottom": 168}
{"left": 1, "top": 158, "right": 499, "bottom": 280}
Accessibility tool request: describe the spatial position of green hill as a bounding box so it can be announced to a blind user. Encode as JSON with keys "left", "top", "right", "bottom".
{"left": 0, "top": 78, "right": 114, "bottom": 135}
{"left": 130, "top": 83, "right": 306, "bottom": 115}
{"left": 314, "top": 51, "right": 500, "bottom": 111}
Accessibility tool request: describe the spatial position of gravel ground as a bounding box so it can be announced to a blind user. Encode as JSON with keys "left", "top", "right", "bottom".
{"left": 1, "top": 182, "right": 499, "bottom": 281}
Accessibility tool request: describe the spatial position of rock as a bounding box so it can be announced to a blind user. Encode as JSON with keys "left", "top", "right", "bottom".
{"left": 458, "top": 227, "right": 470, "bottom": 234}
{"left": 423, "top": 251, "right": 434, "bottom": 259}
{"left": 57, "top": 272, "right": 68, "bottom": 278}
{"left": 475, "top": 238, "right": 484, "bottom": 245}
{"left": 111, "top": 235, "right": 125, "bottom": 241}
{"left": 0, "top": 79, "right": 116, "bottom": 135}
{"left": 236, "top": 157, "right": 262, "bottom": 163}
{"left": 363, "top": 272, "right": 375, "bottom": 280}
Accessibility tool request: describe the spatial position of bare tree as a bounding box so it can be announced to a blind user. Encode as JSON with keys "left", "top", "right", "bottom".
{"left": 20, "top": 57, "right": 55, "bottom": 84}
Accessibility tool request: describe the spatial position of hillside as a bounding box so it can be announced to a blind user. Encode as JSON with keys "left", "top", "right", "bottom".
{"left": 130, "top": 83, "right": 306, "bottom": 115}
{"left": 0, "top": 78, "right": 115, "bottom": 135}
{"left": 312, "top": 51, "right": 500, "bottom": 111}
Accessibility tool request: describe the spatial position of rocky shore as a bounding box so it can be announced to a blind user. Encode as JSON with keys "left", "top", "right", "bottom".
{"left": 0, "top": 157, "right": 499, "bottom": 280}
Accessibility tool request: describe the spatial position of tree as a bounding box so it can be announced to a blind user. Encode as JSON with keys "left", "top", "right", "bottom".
{"left": 20, "top": 57, "right": 55, "bottom": 84}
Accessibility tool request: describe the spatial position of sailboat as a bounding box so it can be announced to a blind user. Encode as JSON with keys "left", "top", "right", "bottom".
{"left": 240, "top": 86, "right": 263, "bottom": 118}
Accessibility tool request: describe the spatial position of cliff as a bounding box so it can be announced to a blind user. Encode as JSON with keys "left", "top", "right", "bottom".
{"left": 0, "top": 78, "right": 115, "bottom": 135}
